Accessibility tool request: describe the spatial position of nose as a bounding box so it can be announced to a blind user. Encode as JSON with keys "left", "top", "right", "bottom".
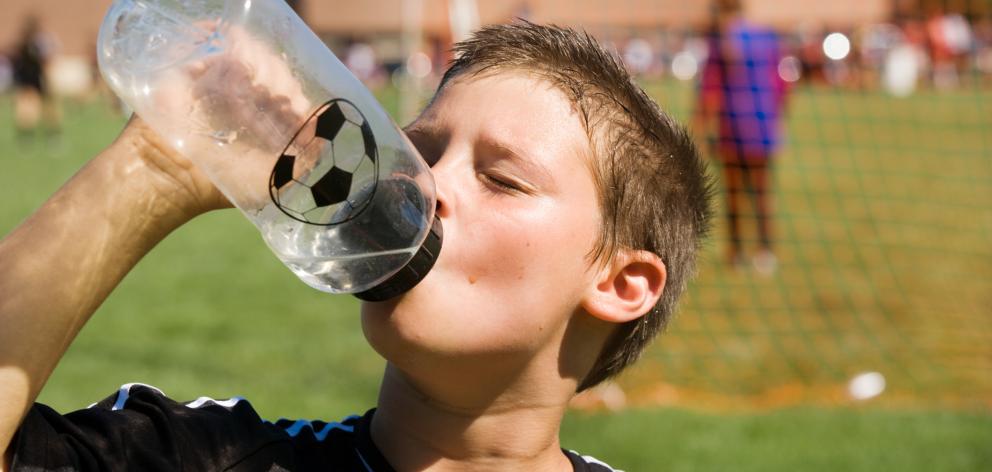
{"left": 432, "top": 166, "right": 452, "bottom": 219}
{"left": 428, "top": 154, "right": 456, "bottom": 220}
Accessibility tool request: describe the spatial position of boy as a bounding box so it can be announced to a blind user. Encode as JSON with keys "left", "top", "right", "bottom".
{"left": 0, "top": 22, "right": 711, "bottom": 471}
{"left": 695, "top": 0, "right": 786, "bottom": 274}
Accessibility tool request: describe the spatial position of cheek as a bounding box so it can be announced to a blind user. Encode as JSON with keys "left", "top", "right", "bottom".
{"left": 457, "top": 215, "right": 532, "bottom": 284}
{"left": 456, "top": 207, "right": 595, "bottom": 300}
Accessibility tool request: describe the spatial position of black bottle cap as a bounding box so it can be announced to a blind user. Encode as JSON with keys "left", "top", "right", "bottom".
{"left": 355, "top": 216, "right": 443, "bottom": 302}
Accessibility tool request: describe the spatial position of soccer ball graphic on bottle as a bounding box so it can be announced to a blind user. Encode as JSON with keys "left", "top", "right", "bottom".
{"left": 269, "top": 98, "right": 379, "bottom": 226}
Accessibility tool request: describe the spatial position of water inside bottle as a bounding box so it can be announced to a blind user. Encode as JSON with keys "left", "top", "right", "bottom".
{"left": 256, "top": 176, "right": 429, "bottom": 293}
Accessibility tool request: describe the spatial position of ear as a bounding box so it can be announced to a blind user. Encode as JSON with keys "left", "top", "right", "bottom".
{"left": 581, "top": 249, "right": 667, "bottom": 324}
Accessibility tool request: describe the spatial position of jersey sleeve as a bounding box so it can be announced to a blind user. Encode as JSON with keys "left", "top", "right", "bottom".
{"left": 10, "top": 384, "right": 288, "bottom": 471}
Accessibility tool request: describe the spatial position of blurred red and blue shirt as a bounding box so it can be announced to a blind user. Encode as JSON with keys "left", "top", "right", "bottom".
{"left": 700, "top": 19, "right": 789, "bottom": 160}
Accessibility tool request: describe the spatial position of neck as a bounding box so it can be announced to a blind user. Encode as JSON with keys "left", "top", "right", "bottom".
{"left": 371, "top": 363, "right": 574, "bottom": 471}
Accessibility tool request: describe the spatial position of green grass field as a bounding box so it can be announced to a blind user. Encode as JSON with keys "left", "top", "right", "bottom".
{"left": 1, "top": 83, "right": 990, "bottom": 471}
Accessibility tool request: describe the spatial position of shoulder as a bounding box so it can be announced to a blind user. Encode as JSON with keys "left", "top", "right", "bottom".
{"left": 564, "top": 449, "right": 625, "bottom": 472}
{"left": 103, "top": 384, "right": 371, "bottom": 464}
{"left": 13, "top": 383, "right": 369, "bottom": 471}
{"left": 269, "top": 415, "right": 363, "bottom": 442}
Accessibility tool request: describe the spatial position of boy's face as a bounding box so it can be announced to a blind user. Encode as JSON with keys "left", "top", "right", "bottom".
{"left": 361, "top": 72, "right": 602, "bottom": 373}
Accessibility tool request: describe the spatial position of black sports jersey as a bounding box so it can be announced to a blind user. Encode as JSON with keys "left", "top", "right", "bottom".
{"left": 11, "top": 384, "right": 620, "bottom": 471}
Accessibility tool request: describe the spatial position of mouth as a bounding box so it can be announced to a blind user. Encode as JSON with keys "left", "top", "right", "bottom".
{"left": 353, "top": 215, "right": 443, "bottom": 302}
{"left": 362, "top": 294, "right": 402, "bottom": 310}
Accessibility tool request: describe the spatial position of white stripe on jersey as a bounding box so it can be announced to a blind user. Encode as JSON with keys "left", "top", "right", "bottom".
{"left": 185, "top": 396, "right": 246, "bottom": 409}
{"left": 105, "top": 383, "right": 246, "bottom": 412}
{"left": 102, "top": 384, "right": 362, "bottom": 445}
{"left": 110, "top": 383, "right": 166, "bottom": 411}
{"left": 568, "top": 450, "right": 623, "bottom": 472}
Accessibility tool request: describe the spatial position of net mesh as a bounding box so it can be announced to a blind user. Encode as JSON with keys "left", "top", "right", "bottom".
{"left": 620, "top": 54, "right": 992, "bottom": 411}
{"left": 486, "top": 0, "right": 986, "bottom": 410}
{"left": 380, "top": 0, "right": 992, "bottom": 410}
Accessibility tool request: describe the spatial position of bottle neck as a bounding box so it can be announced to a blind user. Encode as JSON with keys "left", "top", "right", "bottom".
{"left": 355, "top": 216, "right": 443, "bottom": 302}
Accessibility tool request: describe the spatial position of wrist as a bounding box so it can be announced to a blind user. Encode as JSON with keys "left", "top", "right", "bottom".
{"left": 96, "top": 146, "right": 199, "bottom": 236}
{"left": 107, "top": 119, "right": 229, "bottom": 222}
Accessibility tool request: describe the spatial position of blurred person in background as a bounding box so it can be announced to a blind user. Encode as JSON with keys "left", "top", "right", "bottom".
{"left": 926, "top": 5, "right": 972, "bottom": 90}
{"left": 344, "top": 37, "right": 385, "bottom": 90}
{"left": 694, "top": 0, "right": 788, "bottom": 275}
{"left": 10, "top": 16, "right": 60, "bottom": 143}
{"left": 859, "top": 23, "right": 908, "bottom": 92}
{"left": 971, "top": 15, "right": 992, "bottom": 84}
{"left": 622, "top": 35, "right": 655, "bottom": 77}
{"left": 0, "top": 55, "right": 12, "bottom": 94}
{"left": 797, "top": 26, "right": 826, "bottom": 85}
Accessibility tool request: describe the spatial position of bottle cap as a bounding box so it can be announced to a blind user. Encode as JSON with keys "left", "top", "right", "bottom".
{"left": 355, "top": 216, "right": 443, "bottom": 301}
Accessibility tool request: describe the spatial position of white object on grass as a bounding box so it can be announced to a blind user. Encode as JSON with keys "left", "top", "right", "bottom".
{"left": 848, "top": 371, "right": 886, "bottom": 400}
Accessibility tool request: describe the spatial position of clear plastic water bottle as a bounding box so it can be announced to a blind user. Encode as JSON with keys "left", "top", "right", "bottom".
{"left": 97, "top": 0, "right": 441, "bottom": 301}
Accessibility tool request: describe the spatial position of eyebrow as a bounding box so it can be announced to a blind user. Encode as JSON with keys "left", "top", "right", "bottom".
{"left": 405, "top": 122, "right": 557, "bottom": 190}
{"left": 478, "top": 135, "right": 555, "bottom": 189}
{"left": 402, "top": 121, "right": 441, "bottom": 136}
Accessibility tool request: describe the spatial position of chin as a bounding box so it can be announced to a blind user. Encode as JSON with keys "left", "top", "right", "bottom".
{"left": 359, "top": 294, "right": 403, "bottom": 350}
{"left": 359, "top": 289, "right": 439, "bottom": 363}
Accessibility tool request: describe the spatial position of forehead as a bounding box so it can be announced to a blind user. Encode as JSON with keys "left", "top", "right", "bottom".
{"left": 415, "top": 71, "right": 593, "bottom": 165}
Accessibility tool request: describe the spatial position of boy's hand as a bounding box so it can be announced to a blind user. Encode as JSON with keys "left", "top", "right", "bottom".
{"left": 114, "top": 115, "right": 232, "bottom": 218}
{"left": 186, "top": 25, "right": 310, "bottom": 152}
{"left": 139, "top": 23, "right": 311, "bottom": 211}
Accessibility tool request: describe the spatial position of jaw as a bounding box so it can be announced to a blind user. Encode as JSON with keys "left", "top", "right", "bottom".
{"left": 361, "top": 286, "right": 607, "bottom": 405}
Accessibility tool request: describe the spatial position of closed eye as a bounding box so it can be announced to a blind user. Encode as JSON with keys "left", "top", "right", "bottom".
{"left": 479, "top": 172, "right": 530, "bottom": 195}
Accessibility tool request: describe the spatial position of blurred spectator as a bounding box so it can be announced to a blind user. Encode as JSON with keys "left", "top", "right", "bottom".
{"left": 880, "top": 18, "right": 926, "bottom": 97}
{"left": 858, "top": 23, "right": 904, "bottom": 90}
{"left": 11, "top": 16, "right": 60, "bottom": 141}
{"left": 797, "top": 25, "right": 827, "bottom": 85}
{"left": 344, "top": 38, "right": 384, "bottom": 88}
{"left": 0, "top": 55, "right": 12, "bottom": 93}
{"left": 927, "top": 6, "right": 972, "bottom": 90}
{"left": 972, "top": 16, "right": 992, "bottom": 82}
{"left": 622, "top": 36, "right": 654, "bottom": 76}
{"left": 694, "top": 0, "right": 788, "bottom": 275}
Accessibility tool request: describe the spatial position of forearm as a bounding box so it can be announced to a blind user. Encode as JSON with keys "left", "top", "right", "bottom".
{"left": 0, "top": 137, "right": 201, "bottom": 454}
